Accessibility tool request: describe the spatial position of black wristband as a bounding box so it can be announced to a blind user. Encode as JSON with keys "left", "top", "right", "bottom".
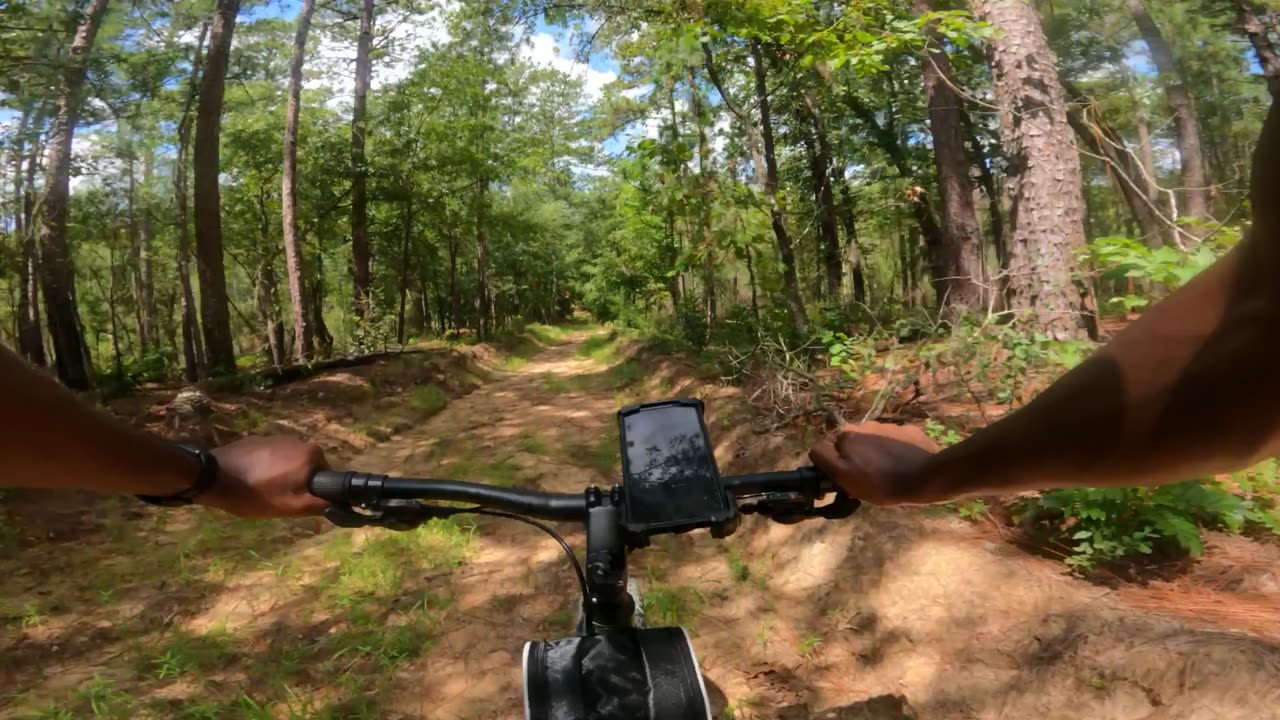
{"left": 137, "top": 444, "right": 220, "bottom": 507}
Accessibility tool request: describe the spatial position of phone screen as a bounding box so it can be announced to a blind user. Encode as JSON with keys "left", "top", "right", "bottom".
{"left": 621, "top": 403, "right": 727, "bottom": 527}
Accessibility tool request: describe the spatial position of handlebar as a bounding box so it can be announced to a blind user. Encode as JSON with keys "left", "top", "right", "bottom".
{"left": 310, "top": 466, "right": 852, "bottom": 526}
{"left": 311, "top": 470, "right": 586, "bottom": 521}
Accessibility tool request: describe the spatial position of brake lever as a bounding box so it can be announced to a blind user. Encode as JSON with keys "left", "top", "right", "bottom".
{"left": 322, "top": 500, "right": 470, "bottom": 532}
{"left": 738, "top": 490, "right": 861, "bottom": 524}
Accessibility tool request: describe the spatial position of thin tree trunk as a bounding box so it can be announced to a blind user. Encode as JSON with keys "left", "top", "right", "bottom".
{"left": 397, "top": 197, "right": 413, "bottom": 345}
{"left": 446, "top": 223, "right": 460, "bottom": 332}
{"left": 1063, "top": 80, "right": 1173, "bottom": 248}
{"left": 974, "top": 0, "right": 1094, "bottom": 340}
{"left": 915, "top": 0, "right": 986, "bottom": 315}
{"left": 139, "top": 144, "right": 155, "bottom": 344}
{"left": 123, "top": 118, "right": 149, "bottom": 354}
{"left": 193, "top": 0, "right": 241, "bottom": 374}
{"left": 257, "top": 259, "right": 284, "bottom": 367}
{"left": 102, "top": 246, "right": 124, "bottom": 379}
{"left": 282, "top": 0, "right": 317, "bottom": 361}
{"left": 175, "top": 19, "right": 210, "bottom": 382}
{"left": 1236, "top": 0, "right": 1280, "bottom": 98}
{"left": 311, "top": 247, "right": 333, "bottom": 356}
{"left": 962, "top": 112, "right": 1007, "bottom": 273}
{"left": 689, "top": 66, "right": 717, "bottom": 331}
{"left": 38, "top": 0, "right": 110, "bottom": 389}
{"left": 845, "top": 94, "right": 950, "bottom": 306}
{"left": 255, "top": 189, "right": 284, "bottom": 367}
{"left": 802, "top": 95, "right": 843, "bottom": 299}
{"left": 474, "top": 177, "right": 492, "bottom": 338}
{"left": 1135, "top": 105, "right": 1158, "bottom": 203}
{"left": 834, "top": 173, "right": 867, "bottom": 305}
{"left": 13, "top": 108, "right": 46, "bottom": 365}
{"left": 350, "top": 0, "right": 374, "bottom": 319}
{"left": 745, "top": 245, "right": 761, "bottom": 331}
{"left": 22, "top": 132, "right": 47, "bottom": 366}
{"left": 749, "top": 39, "right": 808, "bottom": 332}
{"left": 1125, "top": 0, "right": 1212, "bottom": 232}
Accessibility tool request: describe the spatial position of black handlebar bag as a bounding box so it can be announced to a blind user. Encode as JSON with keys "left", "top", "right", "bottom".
{"left": 523, "top": 627, "right": 711, "bottom": 720}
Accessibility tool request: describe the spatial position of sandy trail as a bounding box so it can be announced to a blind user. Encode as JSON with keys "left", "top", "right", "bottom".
{"left": 344, "top": 332, "right": 1280, "bottom": 720}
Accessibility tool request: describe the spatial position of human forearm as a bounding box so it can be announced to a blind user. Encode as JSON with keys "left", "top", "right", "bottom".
{"left": 914, "top": 238, "right": 1280, "bottom": 501}
{"left": 0, "top": 347, "right": 198, "bottom": 496}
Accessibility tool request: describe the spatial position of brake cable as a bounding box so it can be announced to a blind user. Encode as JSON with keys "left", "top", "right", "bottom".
{"left": 325, "top": 501, "right": 596, "bottom": 634}
{"left": 471, "top": 509, "right": 595, "bottom": 636}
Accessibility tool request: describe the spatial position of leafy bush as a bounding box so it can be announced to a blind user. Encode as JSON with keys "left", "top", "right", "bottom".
{"left": 1087, "top": 235, "right": 1231, "bottom": 314}
{"left": 1019, "top": 468, "right": 1280, "bottom": 571}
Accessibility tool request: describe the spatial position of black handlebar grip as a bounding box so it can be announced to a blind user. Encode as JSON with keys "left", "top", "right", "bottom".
{"left": 309, "top": 470, "right": 352, "bottom": 504}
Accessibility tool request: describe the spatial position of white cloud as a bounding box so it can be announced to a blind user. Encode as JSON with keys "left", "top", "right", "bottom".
{"left": 518, "top": 31, "right": 617, "bottom": 100}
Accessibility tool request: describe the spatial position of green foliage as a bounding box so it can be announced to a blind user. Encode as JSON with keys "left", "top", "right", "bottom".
{"left": 1019, "top": 471, "right": 1280, "bottom": 571}
{"left": 408, "top": 384, "right": 449, "bottom": 417}
{"left": 1088, "top": 236, "right": 1232, "bottom": 314}
{"left": 923, "top": 419, "right": 962, "bottom": 447}
{"left": 642, "top": 584, "right": 704, "bottom": 627}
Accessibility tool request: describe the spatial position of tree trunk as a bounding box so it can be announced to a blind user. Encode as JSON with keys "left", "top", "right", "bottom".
{"left": 845, "top": 94, "right": 951, "bottom": 307}
{"left": 689, "top": 66, "right": 717, "bottom": 331}
{"left": 397, "top": 197, "right": 413, "bottom": 345}
{"left": 915, "top": 0, "right": 986, "bottom": 315}
{"left": 38, "top": 0, "right": 110, "bottom": 389}
{"left": 282, "top": 0, "right": 317, "bottom": 361}
{"left": 1236, "top": 0, "right": 1280, "bottom": 98}
{"left": 175, "top": 19, "right": 210, "bottom": 382}
{"left": 350, "top": 0, "right": 374, "bottom": 319}
{"left": 193, "top": 0, "right": 241, "bottom": 374}
{"left": 1125, "top": 0, "right": 1212, "bottom": 232}
{"left": 446, "top": 224, "right": 460, "bottom": 332}
{"left": 974, "top": 0, "right": 1093, "bottom": 340}
{"left": 311, "top": 248, "right": 333, "bottom": 356}
{"left": 749, "top": 40, "right": 808, "bottom": 332}
{"left": 962, "top": 112, "right": 1007, "bottom": 273}
{"left": 124, "top": 119, "right": 149, "bottom": 355}
{"left": 802, "top": 96, "right": 843, "bottom": 300}
{"left": 139, "top": 144, "right": 155, "bottom": 345}
{"left": 474, "top": 177, "right": 493, "bottom": 338}
{"left": 255, "top": 188, "right": 284, "bottom": 367}
{"left": 1063, "top": 80, "right": 1173, "bottom": 248}
{"left": 834, "top": 173, "right": 867, "bottom": 305}
{"left": 257, "top": 259, "right": 285, "bottom": 368}
{"left": 13, "top": 108, "right": 46, "bottom": 366}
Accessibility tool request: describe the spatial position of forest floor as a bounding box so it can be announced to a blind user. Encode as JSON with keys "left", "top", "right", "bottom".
{"left": 2, "top": 325, "right": 1280, "bottom": 719}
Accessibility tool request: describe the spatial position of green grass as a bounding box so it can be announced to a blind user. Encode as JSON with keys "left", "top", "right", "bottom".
{"left": 516, "top": 432, "right": 550, "bottom": 456}
{"left": 526, "top": 324, "right": 570, "bottom": 346}
{"left": 143, "top": 626, "right": 241, "bottom": 680}
{"left": 232, "top": 407, "right": 268, "bottom": 433}
{"left": 321, "top": 519, "right": 469, "bottom": 608}
{"left": 642, "top": 584, "right": 704, "bottom": 627}
{"left": 352, "top": 421, "right": 393, "bottom": 442}
{"left": 408, "top": 383, "right": 449, "bottom": 416}
{"left": 798, "top": 630, "right": 824, "bottom": 658}
{"left": 541, "top": 374, "right": 574, "bottom": 393}
{"left": 725, "top": 548, "right": 752, "bottom": 585}
{"left": 567, "top": 431, "right": 618, "bottom": 475}
{"left": 544, "top": 606, "right": 576, "bottom": 633}
{"left": 445, "top": 453, "right": 523, "bottom": 487}
{"left": 322, "top": 598, "right": 448, "bottom": 671}
{"left": 606, "top": 359, "right": 645, "bottom": 387}
{"left": 575, "top": 332, "right": 622, "bottom": 362}
{"left": 21, "top": 677, "right": 135, "bottom": 720}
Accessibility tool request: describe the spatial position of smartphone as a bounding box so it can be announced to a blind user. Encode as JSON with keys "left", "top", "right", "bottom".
{"left": 617, "top": 399, "right": 735, "bottom": 538}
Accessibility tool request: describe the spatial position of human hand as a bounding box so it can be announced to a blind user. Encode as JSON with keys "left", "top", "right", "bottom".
{"left": 808, "top": 422, "right": 941, "bottom": 505}
{"left": 200, "top": 436, "right": 330, "bottom": 518}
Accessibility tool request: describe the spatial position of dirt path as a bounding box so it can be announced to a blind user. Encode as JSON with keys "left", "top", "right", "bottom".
{"left": 4, "top": 330, "right": 1277, "bottom": 719}
{"left": 348, "top": 333, "right": 1280, "bottom": 720}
